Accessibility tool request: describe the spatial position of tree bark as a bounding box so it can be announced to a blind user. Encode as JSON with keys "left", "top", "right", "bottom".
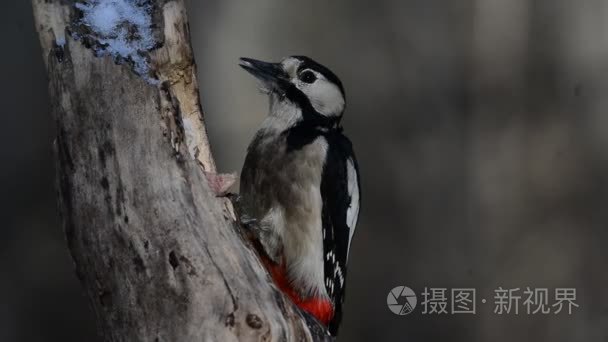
{"left": 31, "top": 1, "right": 330, "bottom": 341}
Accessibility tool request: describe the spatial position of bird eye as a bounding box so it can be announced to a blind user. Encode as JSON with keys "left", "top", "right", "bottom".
{"left": 299, "top": 70, "right": 317, "bottom": 84}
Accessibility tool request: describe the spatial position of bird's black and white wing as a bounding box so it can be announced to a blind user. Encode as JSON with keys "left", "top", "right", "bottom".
{"left": 320, "top": 133, "right": 360, "bottom": 335}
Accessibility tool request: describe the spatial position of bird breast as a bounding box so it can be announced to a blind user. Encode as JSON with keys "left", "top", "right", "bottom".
{"left": 244, "top": 130, "right": 330, "bottom": 298}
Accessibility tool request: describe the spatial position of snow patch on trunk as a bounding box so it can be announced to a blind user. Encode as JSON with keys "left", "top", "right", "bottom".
{"left": 75, "top": 0, "right": 157, "bottom": 83}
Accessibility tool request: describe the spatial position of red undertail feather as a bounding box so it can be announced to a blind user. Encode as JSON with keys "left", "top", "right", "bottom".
{"left": 260, "top": 254, "right": 334, "bottom": 325}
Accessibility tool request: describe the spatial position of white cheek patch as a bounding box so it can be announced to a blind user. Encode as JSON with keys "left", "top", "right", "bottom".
{"left": 281, "top": 58, "right": 345, "bottom": 117}
{"left": 302, "top": 79, "right": 345, "bottom": 117}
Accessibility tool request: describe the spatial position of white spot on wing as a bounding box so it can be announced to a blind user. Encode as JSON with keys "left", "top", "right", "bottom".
{"left": 346, "top": 158, "right": 360, "bottom": 260}
{"left": 334, "top": 264, "right": 345, "bottom": 287}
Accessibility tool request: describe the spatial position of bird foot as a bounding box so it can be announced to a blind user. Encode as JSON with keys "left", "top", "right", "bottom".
{"left": 203, "top": 171, "right": 237, "bottom": 197}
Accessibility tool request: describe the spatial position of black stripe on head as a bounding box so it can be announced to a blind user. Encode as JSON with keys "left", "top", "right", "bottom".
{"left": 291, "top": 56, "right": 345, "bottom": 97}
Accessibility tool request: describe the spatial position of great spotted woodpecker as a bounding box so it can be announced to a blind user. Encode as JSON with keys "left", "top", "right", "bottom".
{"left": 238, "top": 56, "right": 360, "bottom": 336}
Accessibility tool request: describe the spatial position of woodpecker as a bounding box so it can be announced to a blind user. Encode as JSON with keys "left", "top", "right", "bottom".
{"left": 238, "top": 56, "right": 360, "bottom": 336}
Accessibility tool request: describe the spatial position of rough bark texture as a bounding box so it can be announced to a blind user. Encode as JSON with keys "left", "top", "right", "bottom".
{"left": 31, "top": 1, "right": 330, "bottom": 341}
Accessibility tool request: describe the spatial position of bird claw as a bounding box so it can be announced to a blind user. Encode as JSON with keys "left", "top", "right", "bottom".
{"left": 240, "top": 216, "right": 258, "bottom": 227}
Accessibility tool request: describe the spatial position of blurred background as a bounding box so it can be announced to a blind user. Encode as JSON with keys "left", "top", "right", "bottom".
{"left": 3, "top": 0, "right": 608, "bottom": 341}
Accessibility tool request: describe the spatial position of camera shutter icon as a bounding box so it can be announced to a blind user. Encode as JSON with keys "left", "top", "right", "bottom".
{"left": 387, "top": 286, "right": 417, "bottom": 315}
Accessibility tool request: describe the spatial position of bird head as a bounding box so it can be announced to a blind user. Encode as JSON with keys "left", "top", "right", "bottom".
{"left": 239, "top": 56, "right": 346, "bottom": 124}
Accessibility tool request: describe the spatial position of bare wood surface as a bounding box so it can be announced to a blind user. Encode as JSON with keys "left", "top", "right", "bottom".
{"left": 31, "top": 0, "right": 330, "bottom": 341}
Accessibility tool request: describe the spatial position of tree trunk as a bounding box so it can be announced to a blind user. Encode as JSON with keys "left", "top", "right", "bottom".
{"left": 31, "top": 1, "right": 330, "bottom": 341}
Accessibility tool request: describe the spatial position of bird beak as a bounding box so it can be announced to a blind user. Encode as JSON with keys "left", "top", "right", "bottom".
{"left": 239, "top": 57, "right": 288, "bottom": 91}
